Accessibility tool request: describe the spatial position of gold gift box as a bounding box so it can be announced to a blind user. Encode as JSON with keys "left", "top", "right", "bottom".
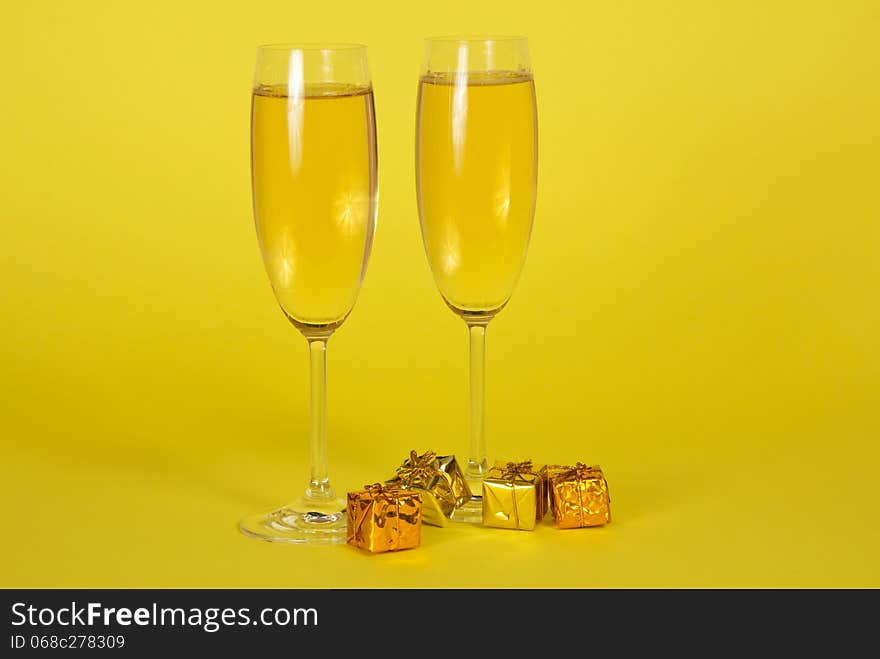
{"left": 386, "top": 450, "right": 471, "bottom": 527}
{"left": 482, "top": 461, "right": 546, "bottom": 531}
{"left": 346, "top": 483, "right": 422, "bottom": 552}
{"left": 548, "top": 463, "right": 611, "bottom": 528}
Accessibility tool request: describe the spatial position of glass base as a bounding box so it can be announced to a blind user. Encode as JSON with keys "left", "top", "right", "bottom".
{"left": 451, "top": 467, "right": 486, "bottom": 524}
{"left": 451, "top": 495, "right": 484, "bottom": 524}
{"left": 239, "top": 496, "right": 348, "bottom": 544}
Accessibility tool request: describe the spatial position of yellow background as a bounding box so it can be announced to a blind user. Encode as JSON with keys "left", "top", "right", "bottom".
{"left": 2, "top": 1, "right": 878, "bottom": 587}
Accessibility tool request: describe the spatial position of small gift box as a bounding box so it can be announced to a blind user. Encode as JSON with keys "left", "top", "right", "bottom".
{"left": 482, "top": 460, "right": 546, "bottom": 530}
{"left": 346, "top": 483, "right": 422, "bottom": 552}
{"left": 386, "top": 450, "right": 471, "bottom": 527}
{"left": 548, "top": 463, "right": 611, "bottom": 528}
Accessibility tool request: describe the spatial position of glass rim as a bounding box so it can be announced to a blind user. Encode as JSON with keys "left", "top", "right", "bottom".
{"left": 424, "top": 35, "right": 528, "bottom": 45}
{"left": 256, "top": 42, "right": 368, "bottom": 53}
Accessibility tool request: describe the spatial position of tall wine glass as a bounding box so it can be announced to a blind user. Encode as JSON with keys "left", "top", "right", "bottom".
{"left": 416, "top": 37, "right": 537, "bottom": 522}
{"left": 241, "top": 44, "right": 378, "bottom": 543}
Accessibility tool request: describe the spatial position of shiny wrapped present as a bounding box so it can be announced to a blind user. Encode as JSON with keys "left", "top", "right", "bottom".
{"left": 482, "top": 460, "right": 546, "bottom": 530}
{"left": 548, "top": 463, "right": 611, "bottom": 528}
{"left": 386, "top": 450, "right": 471, "bottom": 527}
{"left": 346, "top": 483, "right": 422, "bottom": 552}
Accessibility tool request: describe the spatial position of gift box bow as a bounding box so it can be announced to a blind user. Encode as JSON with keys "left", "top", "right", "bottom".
{"left": 558, "top": 462, "right": 603, "bottom": 482}
{"left": 395, "top": 450, "right": 441, "bottom": 487}
{"left": 500, "top": 460, "right": 539, "bottom": 482}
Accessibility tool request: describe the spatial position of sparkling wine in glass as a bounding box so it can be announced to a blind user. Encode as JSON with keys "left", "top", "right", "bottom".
{"left": 241, "top": 44, "right": 377, "bottom": 543}
{"left": 416, "top": 37, "right": 537, "bottom": 522}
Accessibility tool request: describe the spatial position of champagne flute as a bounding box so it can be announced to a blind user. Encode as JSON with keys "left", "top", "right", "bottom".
{"left": 416, "top": 37, "right": 537, "bottom": 522}
{"left": 241, "top": 44, "right": 378, "bottom": 543}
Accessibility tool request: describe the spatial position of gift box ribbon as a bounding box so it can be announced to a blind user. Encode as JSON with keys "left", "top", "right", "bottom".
{"left": 395, "top": 450, "right": 438, "bottom": 487}
{"left": 499, "top": 460, "right": 538, "bottom": 529}
{"left": 558, "top": 463, "right": 601, "bottom": 527}
{"left": 363, "top": 482, "right": 402, "bottom": 550}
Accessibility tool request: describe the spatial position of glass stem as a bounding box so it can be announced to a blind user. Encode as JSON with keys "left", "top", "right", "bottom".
{"left": 466, "top": 322, "right": 489, "bottom": 492}
{"left": 306, "top": 338, "right": 333, "bottom": 500}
